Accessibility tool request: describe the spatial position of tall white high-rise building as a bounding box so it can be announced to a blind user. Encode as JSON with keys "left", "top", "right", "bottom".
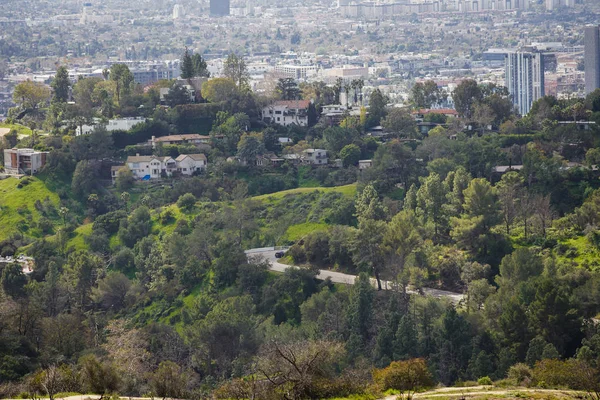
{"left": 505, "top": 51, "right": 545, "bottom": 116}
{"left": 173, "top": 4, "right": 184, "bottom": 19}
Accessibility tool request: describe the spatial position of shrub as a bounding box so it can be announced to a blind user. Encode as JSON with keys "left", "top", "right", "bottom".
{"left": 177, "top": 193, "right": 196, "bottom": 212}
{"left": 507, "top": 363, "right": 532, "bottom": 386}
{"left": 477, "top": 376, "right": 493, "bottom": 386}
{"left": 37, "top": 217, "right": 54, "bottom": 234}
{"left": 93, "top": 210, "right": 128, "bottom": 235}
{"left": 159, "top": 209, "right": 175, "bottom": 224}
{"left": 372, "top": 359, "right": 434, "bottom": 394}
{"left": 287, "top": 243, "right": 306, "bottom": 264}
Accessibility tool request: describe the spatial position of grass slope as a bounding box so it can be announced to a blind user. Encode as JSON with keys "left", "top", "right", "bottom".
{"left": 254, "top": 184, "right": 357, "bottom": 202}
{"left": 0, "top": 122, "right": 33, "bottom": 136}
{"left": 0, "top": 177, "right": 60, "bottom": 241}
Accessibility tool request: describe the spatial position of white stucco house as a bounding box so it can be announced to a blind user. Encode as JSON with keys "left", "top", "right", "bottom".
{"left": 302, "top": 149, "right": 328, "bottom": 165}
{"left": 124, "top": 155, "right": 178, "bottom": 180}
{"left": 113, "top": 153, "right": 208, "bottom": 182}
{"left": 175, "top": 154, "right": 207, "bottom": 175}
{"left": 262, "top": 100, "right": 311, "bottom": 127}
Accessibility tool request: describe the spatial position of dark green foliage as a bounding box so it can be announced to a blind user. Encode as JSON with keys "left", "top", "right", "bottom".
{"left": 118, "top": 206, "right": 152, "bottom": 248}
{"left": 93, "top": 210, "right": 128, "bottom": 235}
{"left": 51, "top": 66, "right": 70, "bottom": 104}
{"left": 71, "top": 160, "right": 101, "bottom": 198}
{"left": 172, "top": 103, "right": 223, "bottom": 133}
{"left": 434, "top": 307, "right": 472, "bottom": 385}
{"left": 176, "top": 193, "right": 196, "bottom": 211}
{"left": 261, "top": 268, "right": 320, "bottom": 325}
{"left": 164, "top": 82, "right": 192, "bottom": 107}
{"left": 345, "top": 273, "right": 374, "bottom": 356}
{"left": 111, "top": 120, "right": 170, "bottom": 148}
{"left": 1, "top": 263, "right": 27, "bottom": 299}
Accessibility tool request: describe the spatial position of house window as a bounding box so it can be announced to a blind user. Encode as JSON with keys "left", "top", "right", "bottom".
{"left": 277, "top": 117, "right": 281, "bottom": 122}
{"left": 183, "top": 168, "right": 187, "bottom": 171}
{"left": 275, "top": 111, "right": 282, "bottom": 115}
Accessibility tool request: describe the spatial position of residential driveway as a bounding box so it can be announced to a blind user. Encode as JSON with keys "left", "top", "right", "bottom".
{"left": 246, "top": 248, "right": 464, "bottom": 303}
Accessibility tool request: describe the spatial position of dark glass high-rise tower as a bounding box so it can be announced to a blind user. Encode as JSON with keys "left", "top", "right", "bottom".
{"left": 210, "top": 0, "right": 230, "bottom": 16}
{"left": 585, "top": 25, "right": 600, "bottom": 95}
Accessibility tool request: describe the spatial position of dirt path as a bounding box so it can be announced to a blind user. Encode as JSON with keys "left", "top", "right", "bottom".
{"left": 384, "top": 387, "right": 583, "bottom": 399}
{"left": 0, "top": 128, "right": 10, "bottom": 137}
{"left": 2, "top": 396, "right": 155, "bottom": 400}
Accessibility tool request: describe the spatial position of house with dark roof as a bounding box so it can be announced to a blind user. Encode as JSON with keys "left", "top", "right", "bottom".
{"left": 150, "top": 134, "right": 211, "bottom": 148}
{"left": 262, "top": 100, "right": 311, "bottom": 127}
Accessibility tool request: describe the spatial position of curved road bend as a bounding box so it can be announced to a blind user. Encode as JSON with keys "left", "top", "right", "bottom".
{"left": 245, "top": 248, "right": 464, "bottom": 304}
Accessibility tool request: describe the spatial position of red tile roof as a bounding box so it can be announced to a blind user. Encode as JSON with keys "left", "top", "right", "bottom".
{"left": 272, "top": 100, "right": 311, "bottom": 109}
{"left": 415, "top": 108, "right": 459, "bottom": 116}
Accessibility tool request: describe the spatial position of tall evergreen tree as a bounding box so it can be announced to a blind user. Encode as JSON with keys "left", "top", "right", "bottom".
{"left": 394, "top": 314, "right": 419, "bottom": 360}
{"left": 51, "top": 66, "right": 70, "bottom": 103}
{"left": 180, "top": 48, "right": 195, "bottom": 79}
{"left": 345, "top": 273, "right": 374, "bottom": 358}
{"left": 191, "top": 53, "right": 209, "bottom": 77}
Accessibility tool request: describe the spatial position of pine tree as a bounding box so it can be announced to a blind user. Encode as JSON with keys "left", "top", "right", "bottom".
{"left": 345, "top": 273, "right": 374, "bottom": 358}
{"left": 180, "top": 47, "right": 194, "bottom": 79}
{"left": 393, "top": 314, "right": 418, "bottom": 360}
{"left": 374, "top": 294, "right": 405, "bottom": 366}
{"left": 51, "top": 66, "right": 70, "bottom": 103}
{"left": 191, "top": 53, "right": 209, "bottom": 77}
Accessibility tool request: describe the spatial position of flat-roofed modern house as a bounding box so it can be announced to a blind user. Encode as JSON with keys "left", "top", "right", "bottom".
{"left": 3, "top": 148, "right": 49, "bottom": 175}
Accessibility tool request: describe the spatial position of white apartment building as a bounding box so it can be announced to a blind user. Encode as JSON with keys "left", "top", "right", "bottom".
{"left": 321, "top": 66, "right": 369, "bottom": 80}
{"left": 273, "top": 64, "right": 318, "bottom": 80}
{"left": 505, "top": 51, "right": 545, "bottom": 116}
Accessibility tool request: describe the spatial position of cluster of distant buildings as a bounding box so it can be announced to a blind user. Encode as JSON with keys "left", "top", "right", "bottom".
{"left": 337, "top": 0, "right": 574, "bottom": 16}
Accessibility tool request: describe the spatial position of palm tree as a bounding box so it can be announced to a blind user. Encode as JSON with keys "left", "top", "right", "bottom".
{"left": 343, "top": 81, "right": 351, "bottom": 106}
{"left": 333, "top": 78, "right": 343, "bottom": 104}
{"left": 356, "top": 78, "right": 364, "bottom": 105}
{"left": 120, "top": 192, "right": 130, "bottom": 212}
{"left": 59, "top": 207, "right": 69, "bottom": 226}
{"left": 351, "top": 79, "right": 359, "bottom": 105}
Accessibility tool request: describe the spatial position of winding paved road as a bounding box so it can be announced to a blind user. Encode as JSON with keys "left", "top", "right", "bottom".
{"left": 245, "top": 248, "right": 464, "bottom": 303}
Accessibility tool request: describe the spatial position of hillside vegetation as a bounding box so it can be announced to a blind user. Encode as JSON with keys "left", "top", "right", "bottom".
{"left": 0, "top": 177, "right": 60, "bottom": 242}
{"left": 3, "top": 67, "right": 600, "bottom": 400}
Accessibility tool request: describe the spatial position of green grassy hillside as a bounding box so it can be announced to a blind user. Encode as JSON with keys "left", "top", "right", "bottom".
{"left": 0, "top": 122, "right": 33, "bottom": 136}
{"left": 0, "top": 177, "right": 61, "bottom": 241}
